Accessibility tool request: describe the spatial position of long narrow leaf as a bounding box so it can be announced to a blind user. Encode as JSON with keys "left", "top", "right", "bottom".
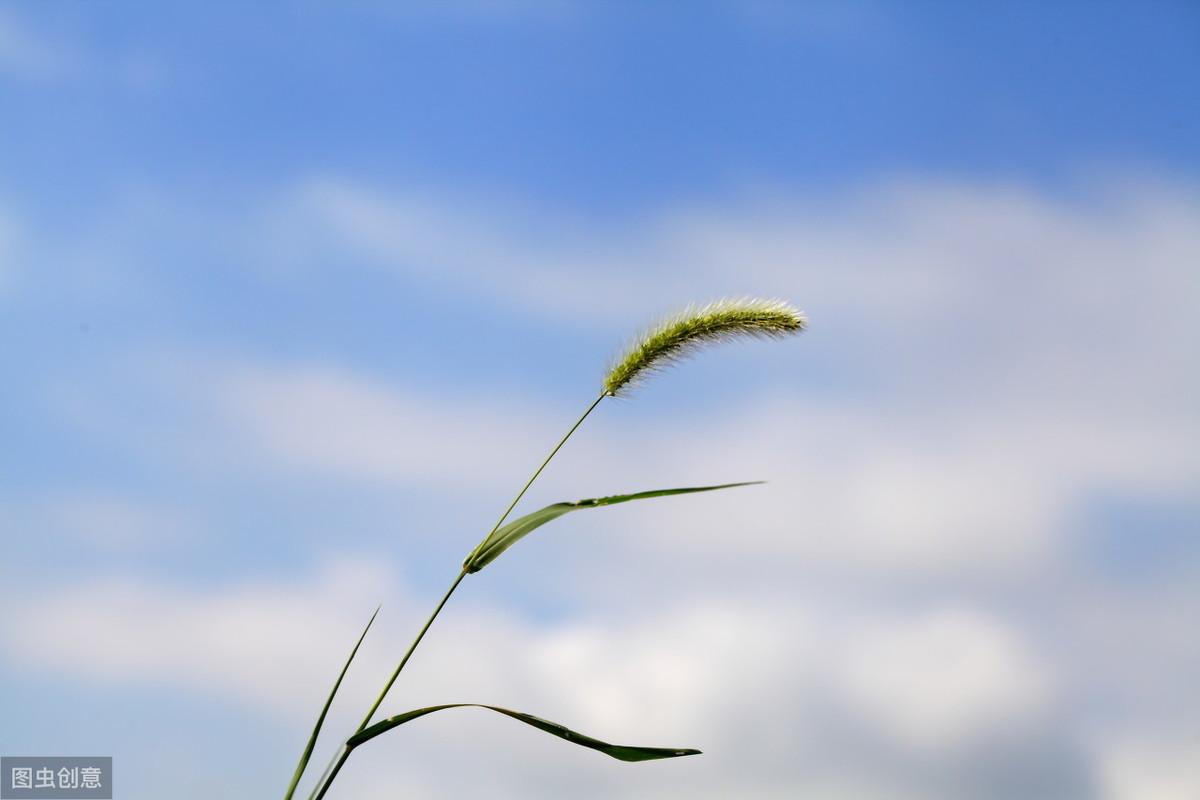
{"left": 463, "top": 481, "right": 761, "bottom": 573}
{"left": 283, "top": 606, "right": 380, "bottom": 800}
{"left": 346, "top": 703, "right": 701, "bottom": 762}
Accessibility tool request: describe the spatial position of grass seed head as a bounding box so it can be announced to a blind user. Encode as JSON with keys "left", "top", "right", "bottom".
{"left": 603, "top": 298, "right": 805, "bottom": 396}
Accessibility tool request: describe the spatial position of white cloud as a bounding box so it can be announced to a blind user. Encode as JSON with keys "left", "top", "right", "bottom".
{"left": 1, "top": 560, "right": 395, "bottom": 716}
{"left": 1100, "top": 738, "right": 1200, "bottom": 800}
{"left": 0, "top": 563, "right": 1057, "bottom": 799}
{"left": 184, "top": 356, "right": 1191, "bottom": 578}
{"left": 244, "top": 173, "right": 1198, "bottom": 580}
{"left": 212, "top": 361, "right": 556, "bottom": 490}
{"left": 9, "top": 171, "right": 1197, "bottom": 797}
{"left": 837, "top": 607, "right": 1048, "bottom": 751}
{"left": 283, "top": 177, "right": 641, "bottom": 323}
{"left": 286, "top": 173, "right": 1200, "bottom": 352}
{"left": 1, "top": 490, "right": 194, "bottom": 552}
{"left": 35, "top": 170, "right": 1189, "bottom": 581}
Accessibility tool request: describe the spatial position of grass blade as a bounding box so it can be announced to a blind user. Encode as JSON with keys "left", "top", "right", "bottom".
{"left": 283, "top": 605, "right": 380, "bottom": 800}
{"left": 463, "top": 481, "right": 761, "bottom": 573}
{"left": 346, "top": 703, "right": 701, "bottom": 762}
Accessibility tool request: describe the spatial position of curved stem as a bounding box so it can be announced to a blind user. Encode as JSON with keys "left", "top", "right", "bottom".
{"left": 308, "top": 745, "right": 348, "bottom": 800}
{"left": 306, "top": 572, "right": 465, "bottom": 800}
{"left": 284, "top": 606, "right": 379, "bottom": 800}
{"left": 485, "top": 394, "right": 605, "bottom": 540}
{"left": 356, "top": 570, "right": 466, "bottom": 734}
{"left": 308, "top": 394, "right": 606, "bottom": 799}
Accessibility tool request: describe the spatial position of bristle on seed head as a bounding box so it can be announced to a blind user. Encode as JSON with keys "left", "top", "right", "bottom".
{"left": 603, "top": 298, "right": 805, "bottom": 397}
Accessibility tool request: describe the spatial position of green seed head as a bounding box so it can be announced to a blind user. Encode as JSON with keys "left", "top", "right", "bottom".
{"left": 603, "top": 298, "right": 806, "bottom": 396}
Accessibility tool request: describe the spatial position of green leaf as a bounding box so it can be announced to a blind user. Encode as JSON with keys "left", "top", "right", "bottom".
{"left": 462, "top": 481, "right": 762, "bottom": 573}
{"left": 346, "top": 703, "right": 701, "bottom": 762}
{"left": 283, "top": 606, "right": 379, "bottom": 800}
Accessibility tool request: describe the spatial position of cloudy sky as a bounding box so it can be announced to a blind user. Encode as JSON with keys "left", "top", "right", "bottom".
{"left": 1, "top": 3, "right": 1198, "bottom": 799}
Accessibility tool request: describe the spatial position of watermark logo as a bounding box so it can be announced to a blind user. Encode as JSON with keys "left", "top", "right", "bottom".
{"left": 1, "top": 759, "right": 110, "bottom": 799}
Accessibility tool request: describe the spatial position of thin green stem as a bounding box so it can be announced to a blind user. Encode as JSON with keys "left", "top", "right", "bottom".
{"left": 306, "top": 395, "right": 607, "bottom": 800}
{"left": 284, "top": 606, "right": 379, "bottom": 800}
{"left": 308, "top": 745, "right": 349, "bottom": 800}
{"left": 306, "top": 572, "right": 464, "bottom": 800}
{"left": 485, "top": 393, "right": 605, "bottom": 540}
{"left": 356, "top": 569, "right": 466, "bottom": 734}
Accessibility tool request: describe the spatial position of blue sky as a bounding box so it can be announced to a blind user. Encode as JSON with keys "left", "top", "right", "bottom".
{"left": 2, "top": 3, "right": 1198, "bottom": 799}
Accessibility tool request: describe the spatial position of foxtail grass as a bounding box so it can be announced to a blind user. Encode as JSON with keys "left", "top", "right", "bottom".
{"left": 287, "top": 298, "right": 804, "bottom": 800}
{"left": 603, "top": 298, "right": 805, "bottom": 396}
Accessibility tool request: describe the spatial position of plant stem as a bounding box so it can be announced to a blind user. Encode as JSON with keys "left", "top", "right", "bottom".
{"left": 484, "top": 393, "right": 605, "bottom": 540}
{"left": 284, "top": 606, "right": 379, "bottom": 800}
{"left": 306, "top": 394, "right": 606, "bottom": 799}
{"left": 305, "top": 572, "right": 464, "bottom": 800}
{"left": 356, "top": 570, "right": 466, "bottom": 734}
{"left": 307, "top": 745, "right": 348, "bottom": 800}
